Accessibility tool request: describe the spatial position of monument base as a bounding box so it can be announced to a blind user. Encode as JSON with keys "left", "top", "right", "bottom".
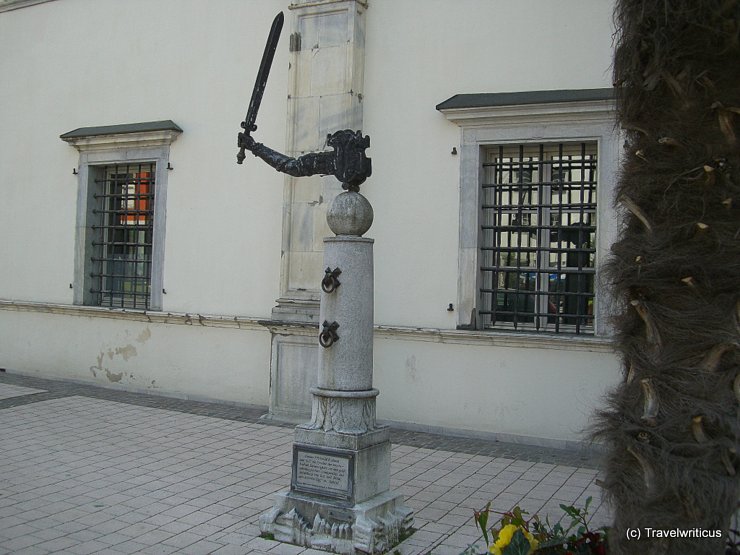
{"left": 260, "top": 426, "right": 414, "bottom": 554}
{"left": 260, "top": 489, "right": 414, "bottom": 555}
{"left": 260, "top": 194, "right": 413, "bottom": 554}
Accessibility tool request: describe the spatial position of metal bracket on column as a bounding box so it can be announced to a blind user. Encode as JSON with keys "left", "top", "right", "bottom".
{"left": 319, "top": 320, "right": 340, "bottom": 348}
{"left": 321, "top": 267, "right": 342, "bottom": 293}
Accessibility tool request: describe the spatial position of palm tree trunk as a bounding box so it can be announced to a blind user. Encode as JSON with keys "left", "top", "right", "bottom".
{"left": 594, "top": 1, "right": 740, "bottom": 554}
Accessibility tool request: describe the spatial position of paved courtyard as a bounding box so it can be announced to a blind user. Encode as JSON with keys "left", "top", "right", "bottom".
{"left": 0, "top": 372, "right": 610, "bottom": 555}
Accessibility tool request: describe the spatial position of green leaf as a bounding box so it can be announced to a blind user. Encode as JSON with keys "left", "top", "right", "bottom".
{"left": 559, "top": 504, "right": 580, "bottom": 518}
{"left": 583, "top": 496, "right": 592, "bottom": 513}
{"left": 502, "top": 529, "right": 531, "bottom": 555}
{"left": 474, "top": 503, "right": 491, "bottom": 546}
{"left": 537, "top": 537, "right": 569, "bottom": 549}
{"left": 510, "top": 506, "right": 529, "bottom": 527}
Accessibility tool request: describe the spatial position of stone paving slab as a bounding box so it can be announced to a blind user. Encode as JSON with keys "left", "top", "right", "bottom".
{"left": 0, "top": 373, "right": 601, "bottom": 468}
{"left": 0, "top": 382, "right": 46, "bottom": 401}
{"left": 0, "top": 373, "right": 612, "bottom": 554}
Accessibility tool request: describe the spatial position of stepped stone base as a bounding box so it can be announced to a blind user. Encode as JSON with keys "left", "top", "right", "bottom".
{"left": 260, "top": 489, "right": 414, "bottom": 555}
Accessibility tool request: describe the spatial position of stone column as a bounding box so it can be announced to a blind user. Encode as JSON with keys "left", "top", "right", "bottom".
{"left": 260, "top": 192, "right": 414, "bottom": 554}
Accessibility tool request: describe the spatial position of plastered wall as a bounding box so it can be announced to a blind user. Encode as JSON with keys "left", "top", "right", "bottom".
{"left": 0, "top": 0, "right": 620, "bottom": 444}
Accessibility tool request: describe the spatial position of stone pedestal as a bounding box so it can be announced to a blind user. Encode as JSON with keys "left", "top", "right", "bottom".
{"left": 261, "top": 488, "right": 413, "bottom": 555}
{"left": 260, "top": 191, "right": 414, "bottom": 554}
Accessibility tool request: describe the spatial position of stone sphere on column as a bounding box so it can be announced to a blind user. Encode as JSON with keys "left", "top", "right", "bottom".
{"left": 326, "top": 191, "right": 373, "bottom": 236}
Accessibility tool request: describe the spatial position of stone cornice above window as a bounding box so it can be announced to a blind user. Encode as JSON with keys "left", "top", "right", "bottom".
{"left": 437, "top": 88, "right": 616, "bottom": 127}
{"left": 289, "top": 0, "right": 368, "bottom": 10}
{"left": 0, "top": 0, "right": 56, "bottom": 13}
{"left": 60, "top": 120, "right": 183, "bottom": 152}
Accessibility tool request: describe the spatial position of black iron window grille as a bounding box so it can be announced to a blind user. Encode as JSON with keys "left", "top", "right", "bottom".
{"left": 89, "top": 163, "right": 155, "bottom": 310}
{"left": 479, "top": 142, "right": 597, "bottom": 334}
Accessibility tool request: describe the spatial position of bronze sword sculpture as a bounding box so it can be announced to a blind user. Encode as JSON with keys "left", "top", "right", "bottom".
{"left": 237, "top": 11, "right": 284, "bottom": 165}
{"left": 237, "top": 12, "right": 371, "bottom": 192}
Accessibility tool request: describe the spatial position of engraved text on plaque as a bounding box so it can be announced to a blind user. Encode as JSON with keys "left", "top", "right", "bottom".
{"left": 292, "top": 447, "right": 353, "bottom": 499}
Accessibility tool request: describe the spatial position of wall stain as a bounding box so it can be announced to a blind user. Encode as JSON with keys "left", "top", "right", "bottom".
{"left": 114, "top": 344, "right": 137, "bottom": 361}
{"left": 92, "top": 334, "right": 142, "bottom": 383}
{"left": 89, "top": 352, "right": 105, "bottom": 378}
{"left": 105, "top": 369, "right": 123, "bottom": 382}
{"left": 136, "top": 327, "right": 151, "bottom": 343}
{"left": 405, "top": 355, "right": 417, "bottom": 382}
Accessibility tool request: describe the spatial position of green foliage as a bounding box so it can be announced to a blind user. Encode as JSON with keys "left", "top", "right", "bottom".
{"left": 398, "top": 527, "right": 415, "bottom": 544}
{"left": 503, "top": 529, "right": 532, "bottom": 555}
{"left": 472, "top": 497, "right": 608, "bottom": 555}
{"left": 473, "top": 502, "right": 491, "bottom": 545}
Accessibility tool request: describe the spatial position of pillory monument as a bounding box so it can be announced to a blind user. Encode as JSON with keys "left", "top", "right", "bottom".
{"left": 236, "top": 12, "right": 414, "bottom": 554}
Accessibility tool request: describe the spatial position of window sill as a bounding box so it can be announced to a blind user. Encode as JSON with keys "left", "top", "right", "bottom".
{"left": 375, "top": 324, "right": 615, "bottom": 352}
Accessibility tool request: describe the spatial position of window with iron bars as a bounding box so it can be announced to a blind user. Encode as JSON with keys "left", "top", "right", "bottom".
{"left": 89, "top": 163, "right": 155, "bottom": 310}
{"left": 479, "top": 142, "right": 597, "bottom": 334}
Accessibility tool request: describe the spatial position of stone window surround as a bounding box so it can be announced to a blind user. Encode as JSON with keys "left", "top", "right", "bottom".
{"left": 61, "top": 121, "right": 182, "bottom": 312}
{"left": 437, "top": 89, "right": 620, "bottom": 338}
{"left": 0, "top": 0, "right": 55, "bottom": 13}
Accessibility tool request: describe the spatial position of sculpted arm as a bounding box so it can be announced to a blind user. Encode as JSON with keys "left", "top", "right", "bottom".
{"left": 241, "top": 134, "right": 334, "bottom": 178}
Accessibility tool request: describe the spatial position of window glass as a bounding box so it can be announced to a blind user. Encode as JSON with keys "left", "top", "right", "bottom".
{"left": 90, "top": 163, "right": 155, "bottom": 310}
{"left": 479, "top": 143, "right": 597, "bottom": 334}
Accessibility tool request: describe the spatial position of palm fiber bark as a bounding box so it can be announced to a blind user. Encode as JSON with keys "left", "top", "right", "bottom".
{"left": 593, "top": 1, "right": 740, "bottom": 554}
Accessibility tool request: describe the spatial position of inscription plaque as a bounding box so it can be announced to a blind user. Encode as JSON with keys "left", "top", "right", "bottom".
{"left": 292, "top": 446, "right": 354, "bottom": 500}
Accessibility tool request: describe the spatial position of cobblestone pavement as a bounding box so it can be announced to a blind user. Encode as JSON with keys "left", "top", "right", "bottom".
{"left": 0, "top": 372, "right": 611, "bottom": 555}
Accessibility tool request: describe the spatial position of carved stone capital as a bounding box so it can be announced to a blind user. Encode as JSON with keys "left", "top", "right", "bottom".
{"left": 302, "top": 388, "right": 378, "bottom": 433}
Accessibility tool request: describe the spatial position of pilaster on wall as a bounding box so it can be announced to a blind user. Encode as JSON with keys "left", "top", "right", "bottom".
{"left": 272, "top": 0, "right": 368, "bottom": 322}
{"left": 267, "top": 0, "right": 368, "bottom": 422}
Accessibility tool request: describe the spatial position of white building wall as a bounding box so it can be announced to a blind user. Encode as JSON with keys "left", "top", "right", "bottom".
{"left": 0, "top": 0, "right": 288, "bottom": 407}
{"left": 0, "top": 0, "right": 288, "bottom": 315}
{"left": 362, "top": 0, "right": 620, "bottom": 446}
{"left": 374, "top": 333, "right": 617, "bottom": 447}
{"left": 363, "top": 0, "right": 616, "bottom": 329}
{"left": 0, "top": 306, "right": 271, "bottom": 405}
{"left": 0, "top": 0, "right": 621, "bottom": 445}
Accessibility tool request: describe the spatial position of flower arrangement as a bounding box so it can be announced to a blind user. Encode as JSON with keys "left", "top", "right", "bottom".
{"left": 466, "top": 498, "right": 608, "bottom": 555}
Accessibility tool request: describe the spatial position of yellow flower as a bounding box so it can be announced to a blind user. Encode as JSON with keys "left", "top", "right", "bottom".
{"left": 488, "top": 524, "right": 539, "bottom": 555}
